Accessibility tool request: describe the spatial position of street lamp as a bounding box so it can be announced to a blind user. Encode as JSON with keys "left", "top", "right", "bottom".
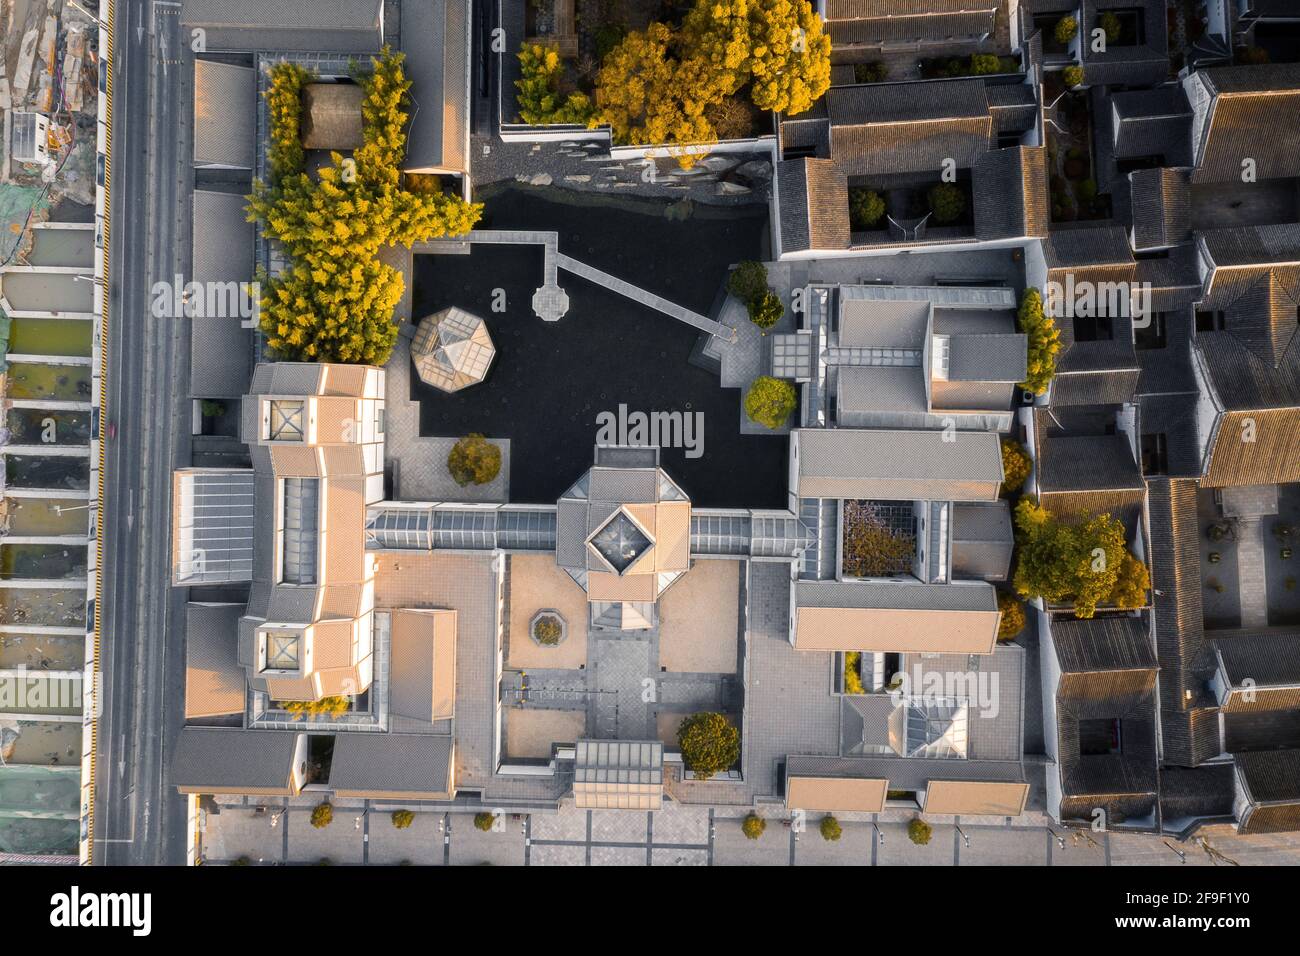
{"left": 873, "top": 822, "right": 884, "bottom": 846}
{"left": 1048, "top": 827, "right": 1066, "bottom": 850}
{"left": 1164, "top": 840, "right": 1187, "bottom": 864}
{"left": 955, "top": 823, "right": 970, "bottom": 849}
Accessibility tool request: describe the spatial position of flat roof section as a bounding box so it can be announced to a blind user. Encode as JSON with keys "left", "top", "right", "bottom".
{"left": 785, "top": 775, "right": 888, "bottom": 814}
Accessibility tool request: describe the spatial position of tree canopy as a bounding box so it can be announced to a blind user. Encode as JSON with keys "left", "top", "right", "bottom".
{"left": 1017, "top": 289, "right": 1062, "bottom": 395}
{"left": 677, "top": 712, "right": 740, "bottom": 779}
{"left": 247, "top": 51, "right": 482, "bottom": 365}
{"left": 1012, "top": 500, "right": 1148, "bottom": 618}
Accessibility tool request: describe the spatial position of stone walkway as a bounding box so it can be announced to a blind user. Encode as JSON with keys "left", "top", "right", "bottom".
{"left": 1236, "top": 516, "right": 1269, "bottom": 628}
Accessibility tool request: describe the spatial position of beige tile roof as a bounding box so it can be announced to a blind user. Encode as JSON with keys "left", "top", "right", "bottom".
{"left": 785, "top": 775, "right": 888, "bottom": 813}
{"left": 390, "top": 608, "right": 457, "bottom": 722}
{"left": 923, "top": 779, "right": 1029, "bottom": 815}
{"left": 653, "top": 501, "right": 691, "bottom": 572}
{"left": 587, "top": 569, "right": 659, "bottom": 602}
{"left": 794, "top": 607, "right": 1000, "bottom": 653}
{"left": 269, "top": 444, "right": 320, "bottom": 477}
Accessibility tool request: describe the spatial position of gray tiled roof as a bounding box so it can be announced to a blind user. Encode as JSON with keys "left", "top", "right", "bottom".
{"left": 193, "top": 60, "right": 255, "bottom": 167}
{"left": 1193, "top": 64, "right": 1300, "bottom": 183}
{"left": 794, "top": 428, "right": 1003, "bottom": 500}
{"left": 180, "top": 0, "right": 384, "bottom": 51}
{"left": 1213, "top": 629, "right": 1300, "bottom": 688}
{"left": 948, "top": 333, "right": 1028, "bottom": 382}
{"left": 329, "top": 732, "right": 454, "bottom": 796}
{"left": 797, "top": 579, "right": 998, "bottom": 612}
{"left": 401, "top": 0, "right": 468, "bottom": 174}
{"left": 1035, "top": 432, "right": 1144, "bottom": 493}
{"left": 777, "top": 158, "right": 850, "bottom": 253}
{"left": 1051, "top": 615, "right": 1157, "bottom": 673}
{"left": 951, "top": 501, "right": 1013, "bottom": 581}
{"left": 1130, "top": 167, "right": 1190, "bottom": 250}
{"left": 171, "top": 728, "right": 298, "bottom": 791}
{"left": 190, "top": 191, "right": 254, "bottom": 398}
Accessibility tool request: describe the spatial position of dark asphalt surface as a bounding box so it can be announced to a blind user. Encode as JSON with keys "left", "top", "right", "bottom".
{"left": 94, "top": 0, "right": 190, "bottom": 867}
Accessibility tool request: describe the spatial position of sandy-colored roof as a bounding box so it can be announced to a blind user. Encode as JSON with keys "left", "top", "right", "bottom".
{"left": 300, "top": 83, "right": 365, "bottom": 150}
{"left": 652, "top": 501, "right": 691, "bottom": 572}
{"left": 785, "top": 775, "right": 888, "bottom": 813}
{"left": 586, "top": 569, "right": 659, "bottom": 602}
{"left": 185, "top": 604, "right": 246, "bottom": 719}
{"left": 269, "top": 444, "right": 320, "bottom": 477}
{"left": 390, "top": 608, "right": 457, "bottom": 722}
{"left": 794, "top": 607, "right": 1000, "bottom": 654}
{"left": 923, "top": 779, "right": 1029, "bottom": 815}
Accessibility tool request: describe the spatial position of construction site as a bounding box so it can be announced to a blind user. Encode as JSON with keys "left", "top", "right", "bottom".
{"left": 0, "top": 0, "right": 103, "bottom": 861}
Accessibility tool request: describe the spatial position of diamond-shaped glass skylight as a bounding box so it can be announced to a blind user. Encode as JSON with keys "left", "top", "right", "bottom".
{"left": 590, "top": 510, "right": 652, "bottom": 574}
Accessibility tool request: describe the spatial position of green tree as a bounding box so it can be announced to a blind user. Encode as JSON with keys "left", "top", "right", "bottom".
{"left": 748, "top": 290, "right": 784, "bottom": 330}
{"left": 474, "top": 812, "right": 497, "bottom": 832}
{"left": 744, "top": 376, "right": 797, "bottom": 429}
{"left": 1012, "top": 500, "right": 1147, "bottom": 618}
{"left": 928, "top": 182, "right": 966, "bottom": 224}
{"left": 1099, "top": 12, "right": 1122, "bottom": 44}
{"left": 264, "top": 62, "right": 314, "bottom": 183}
{"left": 853, "top": 61, "right": 888, "bottom": 84}
{"left": 741, "top": 814, "right": 766, "bottom": 840}
{"left": 448, "top": 433, "right": 502, "bottom": 486}
{"left": 247, "top": 49, "right": 483, "bottom": 366}
{"left": 970, "top": 53, "right": 1002, "bottom": 75}
{"left": 595, "top": 23, "right": 722, "bottom": 168}
{"left": 677, "top": 712, "right": 740, "bottom": 779}
{"left": 311, "top": 803, "right": 333, "bottom": 829}
{"left": 516, "top": 43, "right": 596, "bottom": 125}
{"left": 280, "top": 695, "right": 352, "bottom": 719}
{"left": 1111, "top": 551, "right": 1151, "bottom": 609}
{"left": 681, "top": 0, "right": 832, "bottom": 115}
{"left": 820, "top": 815, "right": 842, "bottom": 841}
{"left": 908, "top": 818, "right": 932, "bottom": 845}
{"left": 391, "top": 810, "right": 415, "bottom": 829}
{"left": 1054, "top": 16, "right": 1078, "bottom": 45}
{"left": 1001, "top": 437, "right": 1032, "bottom": 494}
{"left": 997, "top": 592, "right": 1026, "bottom": 641}
{"left": 727, "top": 260, "right": 769, "bottom": 304}
{"left": 849, "top": 188, "right": 886, "bottom": 230}
{"left": 1063, "top": 65, "right": 1084, "bottom": 88}
{"left": 1017, "top": 288, "right": 1061, "bottom": 395}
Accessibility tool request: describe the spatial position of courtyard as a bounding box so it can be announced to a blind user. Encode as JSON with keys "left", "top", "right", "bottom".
{"left": 409, "top": 189, "right": 786, "bottom": 508}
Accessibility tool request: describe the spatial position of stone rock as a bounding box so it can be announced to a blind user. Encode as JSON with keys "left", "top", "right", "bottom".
{"left": 564, "top": 174, "right": 592, "bottom": 183}
{"left": 528, "top": 172, "right": 553, "bottom": 186}
{"left": 736, "top": 160, "right": 773, "bottom": 182}
{"left": 700, "top": 155, "right": 738, "bottom": 172}
{"left": 716, "top": 180, "right": 751, "bottom": 196}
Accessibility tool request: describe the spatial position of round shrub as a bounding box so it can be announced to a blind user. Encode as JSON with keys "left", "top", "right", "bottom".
{"left": 741, "top": 814, "right": 766, "bottom": 840}
{"left": 310, "top": 803, "right": 333, "bottom": 829}
{"left": 533, "top": 614, "right": 563, "bottom": 645}
{"left": 727, "top": 260, "right": 769, "bottom": 304}
{"left": 744, "top": 376, "right": 797, "bottom": 430}
{"left": 448, "top": 433, "right": 502, "bottom": 487}
{"left": 677, "top": 712, "right": 740, "bottom": 780}
{"left": 748, "top": 290, "right": 784, "bottom": 330}
{"left": 998, "top": 593, "right": 1026, "bottom": 641}
{"left": 391, "top": 809, "right": 415, "bottom": 829}
{"left": 1063, "top": 65, "right": 1084, "bottom": 88}
{"left": 820, "top": 815, "right": 842, "bottom": 841}
{"left": 850, "top": 188, "right": 886, "bottom": 230}
{"left": 908, "top": 818, "right": 933, "bottom": 845}
{"left": 474, "top": 812, "right": 497, "bottom": 832}
{"left": 1000, "top": 438, "right": 1031, "bottom": 494}
{"left": 1054, "top": 16, "right": 1078, "bottom": 45}
{"left": 927, "top": 182, "right": 966, "bottom": 224}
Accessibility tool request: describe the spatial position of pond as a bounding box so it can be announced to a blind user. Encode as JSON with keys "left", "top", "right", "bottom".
{"left": 3, "top": 499, "right": 90, "bottom": 536}
{"left": 0, "top": 589, "right": 86, "bottom": 628}
{"left": 4, "top": 363, "right": 92, "bottom": 401}
{"left": 4, "top": 456, "right": 91, "bottom": 490}
{"left": 7, "top": 319, "right": 93, "bottom": 357}
{"left": 6, "top": 408, "right": 92, "bottom": 445}
{"left": 411, "top": 188, "right": 787, "bottom": 508}
{"left": 0, "top": 544, "right": 87, "bottom": 580}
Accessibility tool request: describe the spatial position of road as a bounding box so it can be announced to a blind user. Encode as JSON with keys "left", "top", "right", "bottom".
{"left": 93, "top": 0, "right": 190, "bottom": 866}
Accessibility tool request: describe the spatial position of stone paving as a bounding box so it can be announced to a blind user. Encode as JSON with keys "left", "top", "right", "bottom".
{"left": 199, "top": 803, "right": 1300, "bottom": 866}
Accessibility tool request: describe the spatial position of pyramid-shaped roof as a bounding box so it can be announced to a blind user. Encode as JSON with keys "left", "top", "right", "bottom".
{"left": 411, "top": 307, "right": 496, "bottom": 392}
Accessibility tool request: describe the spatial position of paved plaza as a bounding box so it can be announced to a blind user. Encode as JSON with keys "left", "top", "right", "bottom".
{"left": 198, "top": 802, "right": 1300, "bottom": 866}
